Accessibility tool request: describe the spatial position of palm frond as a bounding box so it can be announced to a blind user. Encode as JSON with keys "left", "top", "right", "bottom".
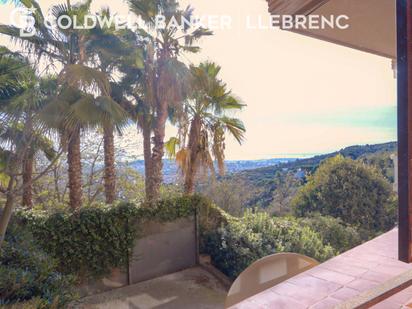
{"left": 184, "top": 28, "right": 213, "bottom": 47}
{"left": 127, "top": 0, "right": 159, "bottom": 26}
{"left": 175, "top": 148, "right": 189, "bottom": 175}
{"left": 212, "top": 124, "right": 225, "bottom": 175}
{"left": 59, "top": 64, "right": 111, "bottom": 96}
{"left": 165, "top": 136, "right": 180, "bottom": 159}
{"left": 220, "top": 116, "right": 246, "bottom": 144}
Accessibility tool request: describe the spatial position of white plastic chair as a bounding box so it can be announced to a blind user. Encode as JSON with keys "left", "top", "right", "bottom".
{"left": 225, "top": 253, "right": 319, "bottom": 308}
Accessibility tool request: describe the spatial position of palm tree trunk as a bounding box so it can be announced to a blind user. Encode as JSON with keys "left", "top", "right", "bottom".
{"left": 150, "top": 102, "right": 168, "bottom": 201}
{"left": 142, "top": 119, "right": 154, "bottom": 201}
{"left": 22, "top": 154, "right": 33, "bottom": 208}
{"left": 142, "top": 42, "right": 160, "bottom": 203}
{"left": 103, "top": 125, "right": 116, "bottom": 204}
{"left": 184, "top": 160, "right": 196, "bottom": 194}
{"left": 184, "top": 117, "right": 201, "bottom": 194}
{"left": 67, "top": 127, "right": 82, "bottom": 210}
{"left": 22, "top": 114, "right": 34, "bottom": 209}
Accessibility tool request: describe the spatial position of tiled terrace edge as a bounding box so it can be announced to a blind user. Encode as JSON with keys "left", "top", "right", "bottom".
{"left": 230, "top": 229, "right": 412, "bottom": 309}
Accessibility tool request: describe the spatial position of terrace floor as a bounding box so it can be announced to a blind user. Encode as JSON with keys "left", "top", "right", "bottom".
{"left": 231, "top": 228, "right": 412, "bottom": 309}
{"left": 74, "top": 267, "right": 227, "bottom": 309}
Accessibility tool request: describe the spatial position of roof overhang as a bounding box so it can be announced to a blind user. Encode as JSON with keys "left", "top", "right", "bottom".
{"left": 267, "top": 0, "right": 396, "bottom": 59}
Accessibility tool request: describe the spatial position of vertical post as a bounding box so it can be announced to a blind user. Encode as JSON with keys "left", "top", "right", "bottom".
{"left": 398, "top": 0, "right": 412, "bottom": 263}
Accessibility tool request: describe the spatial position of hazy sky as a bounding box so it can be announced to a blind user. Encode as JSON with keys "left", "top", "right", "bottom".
{"left": 0, "top": 0, "right": 397, "bottom": 160}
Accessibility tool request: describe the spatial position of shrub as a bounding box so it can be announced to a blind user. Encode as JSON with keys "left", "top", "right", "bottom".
{"left": 299, "top": 214, "right": 362, "bottom": 253}
{"left": 18, "top": 202, "right": 140, "bottom": 279}
{"left": 138, "top": 195, "right": 198, "bottom": 222}
{"left": 292, "top": 155, "right": 397, "bottom": 232}
{"left": 17, "top": 196, "right": 201, "bottom": 279}
{"left": 201, "top": 210, "right": 335, "bottom": 279}
{"left": 0, "top": 297, "right": 60, "bottom": 309}
{"left": 0, "top": 224, "right": 74, "bottom": 308}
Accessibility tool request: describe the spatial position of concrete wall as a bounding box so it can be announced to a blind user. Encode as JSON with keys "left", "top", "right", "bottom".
{"left": 129, "top": 216, "right": 197, "bottom": 284}
{"left": 79, "top": 216, "right": 197, "bottom": 296}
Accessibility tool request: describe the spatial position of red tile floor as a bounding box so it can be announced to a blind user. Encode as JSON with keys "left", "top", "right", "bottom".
{"left": 230, "top": 229, "right": 412, "bottom": 308}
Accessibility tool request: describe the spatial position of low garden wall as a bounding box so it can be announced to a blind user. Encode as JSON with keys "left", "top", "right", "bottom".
{"left": 129, "top": 216, "right": 196, "bottom": 284}
{"left": 78, "top": 215, "right": 196, "bottom": 295}
{"left": 17, "top": 196, "right": 205, "bottom": 297}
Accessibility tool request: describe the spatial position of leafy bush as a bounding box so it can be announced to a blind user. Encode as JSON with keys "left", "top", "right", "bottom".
{"left": 0, "top": 224, "right": 74, "bottom": 308}
{"left": 299, "top": 214, "right": 362, "bottom": 253}
{"left": 0, "top": 297, "right": 60, "bottom": 309}
{"left": 201, "top": 210, "right": 335, "bottom": 279}
{"left": 17, "top": 196, "right": 201, "bottom": 279}
{"left": 292, "top": 155, "right": 397, "bottom": 232}
{"left": 138, "top": 195, "right": 198, "bottom": 222}
{"left": 18, "top": 203, "right": 140, "bottom": 279}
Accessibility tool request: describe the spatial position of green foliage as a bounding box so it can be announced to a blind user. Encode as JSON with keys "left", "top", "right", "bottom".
{"left": 0, "top": 297, "right": 60, "bottom": 309}
{"left": 359, "top": 151, "right": 395, "bottom": 183}
{"left": 113, "top": 166, "right": 146, "bottom": 203}
{"left": 200, "top": 179, "right": 253, "bottom": 216}
{"left": 0, "top": 224, "right": 75, "bottom": 308}
{"left": 16, "top": 196, "right": 201, "bottom": 279}
{"left": 299, "top": 214, "right": 362, "bottom": 253}
{"left": 201, "top": 210, "right": 335, "bottom": 279}
{"left": 268, "top": 171, "right": 303, "bottom": 216}
{"left": 219, "top": 142, "right": 396, "bottom": 209}
{"left": 18, "top": 203, "right": 140, "bottom": 279}
{"left": 292, "top": 155, "right": 396, "bottom": 233}
{"left": 138, "top": 195, "right": 198, "bottom": 222}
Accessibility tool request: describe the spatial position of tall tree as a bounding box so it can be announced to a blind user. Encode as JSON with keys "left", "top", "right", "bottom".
{"left": 7, "top": 77, "right": 57, "bottom": 208}
{"left": 0, "top": 47, "right": 43, "bottom": 247}
{"left": 114, "top": 36, "right": 154, "bottom": 200}
{"left": 166, "top": 62, "right": 246, "bottom": 194}
{"left": 85, "top": 16, "right": 132, "bottom": 204}
{"left": 0, "top": 0, "right": 125, "bottom": 209}
{"left": 128, "top": 0, "right": 213, "bottom": 201}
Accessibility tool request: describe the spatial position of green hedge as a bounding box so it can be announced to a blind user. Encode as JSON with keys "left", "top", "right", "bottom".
{"left": 200, "top": 210, "right": 335, "bottom": 279}
{"left": 0, "top": 224, "right": 75, "bottom": 308}
{"left": 17, "top": 196, "right": 201, "bottom": 279}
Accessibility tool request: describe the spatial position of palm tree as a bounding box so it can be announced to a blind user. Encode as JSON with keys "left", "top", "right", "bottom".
{"left": 0, "top": 0, "right": 125, "bottom": 209}
{"left": 85, "top": 15, "right": 133, "bottom": 204}
{"left": 113, "top": 34, "right": 155, "bottom": 200}
{"left": 5, "top": 76, "right": 57, "bottom": 208}
{"left": 0, "top": 47, "right": 39, "bottom": 247}
{"left": 166, "top": 62, "right": 246, "bottom": 194}
{"left": 127, "top": 0, "right": 213, "bottom": 201}
{"left": 21, "top": 136, "right": 55, "bottom": 208}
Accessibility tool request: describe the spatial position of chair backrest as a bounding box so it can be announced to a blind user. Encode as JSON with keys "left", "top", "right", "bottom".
{"left": 225, "top": 253, "right": 319, "bottom": 308}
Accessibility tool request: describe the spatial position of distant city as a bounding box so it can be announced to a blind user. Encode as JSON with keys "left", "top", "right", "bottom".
{"left": 130, "top": 158, "right": 295, "bottom": 183}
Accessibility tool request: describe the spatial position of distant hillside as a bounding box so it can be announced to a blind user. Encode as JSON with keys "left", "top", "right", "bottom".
{"left": 231, "top": 142, "right": 397, "bottom": 185}
{"left": 129, "top": 142, "right": 397, "bottom": 186}
{"left": 129, "top": 158, "right": 293, "bottom": 183}
{"left": 212, "top": 142, "right": 397, "bottom": 210}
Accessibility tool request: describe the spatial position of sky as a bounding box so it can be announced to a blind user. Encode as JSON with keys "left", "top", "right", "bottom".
{"left": 0, "top": 0, "right": 397, "bottom": 160}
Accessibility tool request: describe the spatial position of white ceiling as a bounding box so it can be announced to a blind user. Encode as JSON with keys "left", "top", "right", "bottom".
{"left": 268, "top": 0, "right": 396, "bottom": 59}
